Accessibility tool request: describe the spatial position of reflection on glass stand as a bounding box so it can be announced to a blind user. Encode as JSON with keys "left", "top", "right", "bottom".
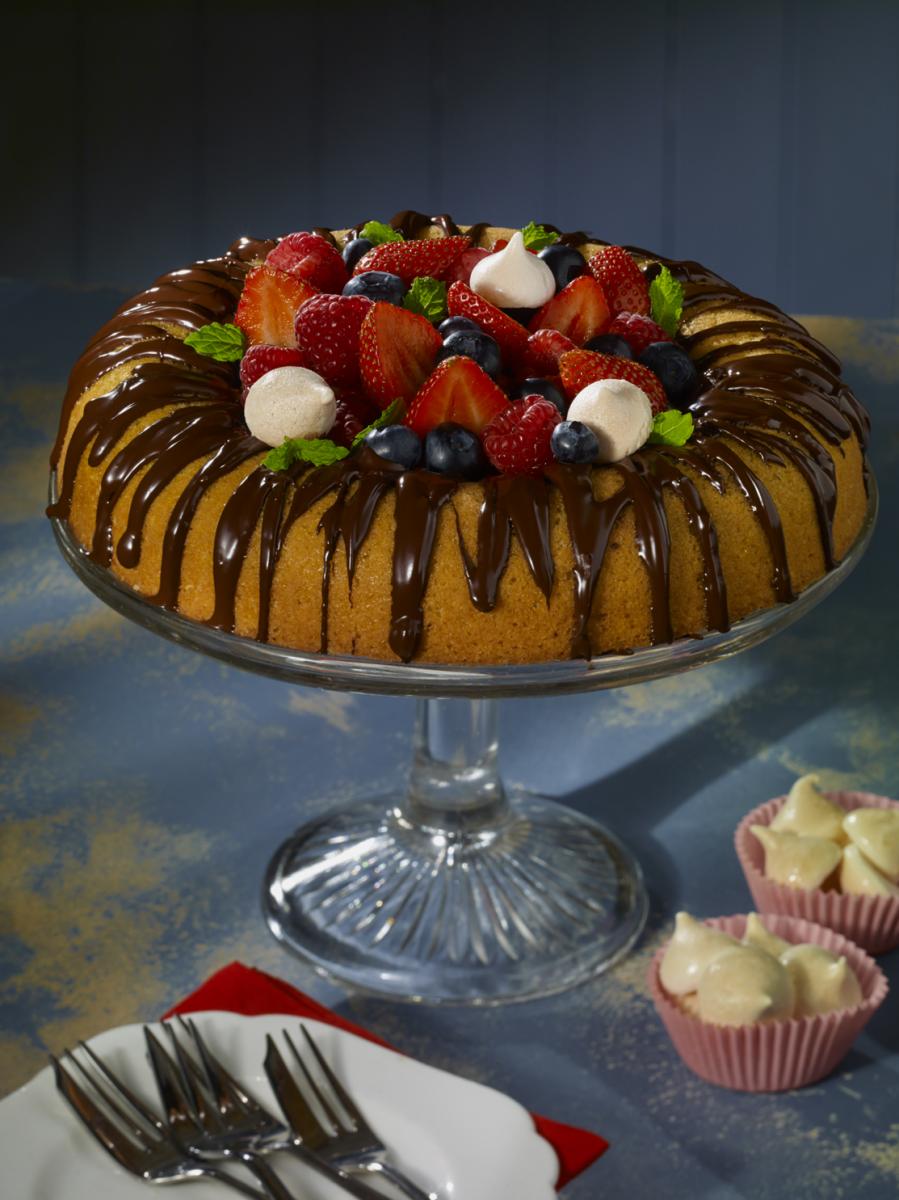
{"left": 50, "top": 480, "right": 876, "bottom": 1004}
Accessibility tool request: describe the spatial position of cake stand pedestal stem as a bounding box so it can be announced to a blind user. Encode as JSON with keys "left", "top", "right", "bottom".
{"left": 406, "top": 697, "right": 507, "bottom": 833}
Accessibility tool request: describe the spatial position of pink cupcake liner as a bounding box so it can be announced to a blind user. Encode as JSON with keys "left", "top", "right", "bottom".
{"left": 735, "top": 790, "right": 899, "bottom": 954}
{"left": 648, "top": 913, "right": 888, "bottom": 1092}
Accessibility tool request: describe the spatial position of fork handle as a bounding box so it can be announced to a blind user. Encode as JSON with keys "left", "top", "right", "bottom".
{"left": 364, "top": 1159, "right": 435, "bottom": 1200}
{"left": 287, "top": 1144, "right": 396, "bottom": 1200}
{"left": 238, "top": 1151, "right": 303, "bottom": 1200}
{"left": 203, "top": 1163, "right": 273, "bottom": 1200}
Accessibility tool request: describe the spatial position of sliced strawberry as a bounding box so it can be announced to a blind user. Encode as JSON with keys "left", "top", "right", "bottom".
{"left": 354, "top": 235, "right": 470, "bottom": 284}
{"left": 330, "top": 390, "right": 381, "bottom": 448}
{"left": 445, "top": 245, "right": 490, "bottom": 285}
{"left": 405, "top": 356, "right": 509, "bottom": 437}
{"left": 235, "top": 267, "right": 318, "bottom": 348}
{"left": 265, "top": 232, "right": 348, "bottom": 294}
{"left": 529, "top": 276, "right": 611, "bottom": 345}
{"left": 587, "top": 246, "right": 650, "bottom": 316}
{"left": 446, "top": 281, "right": 529, "bottom": 366}
{"left": 239, "top": 344, "right": 309, "bottom": 396}
{"left": 294, "top": 294, "right": 372, "bottom": 390}
{"left": 483, "top": 396, "right": 561, "bottom": 475}
{"left": 359, "top": 303, "right": 442, "bottom": 409}
{"left": 559, "top": 349, "right": 667, "bottom": 415}
{"left": 606, "top": 312, "right": 671, "bottom": 355}
{"left": 520, "top": 328, "right": 577, "bottom": 377}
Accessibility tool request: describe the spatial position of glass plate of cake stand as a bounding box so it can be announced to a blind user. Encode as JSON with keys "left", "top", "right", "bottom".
{"left": 50, "top": 479, "right": 877, "bottom": 1006}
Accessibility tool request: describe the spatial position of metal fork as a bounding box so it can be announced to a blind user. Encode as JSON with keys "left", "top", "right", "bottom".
{"left": 51, "top": 1043, "right": 267, "bottom": 1197}
{"left": 154, "top": 1016, "right": 388, "bottom": 1200}
{"left": 264, "top": 1026, "right": 434, "bottom": 1200}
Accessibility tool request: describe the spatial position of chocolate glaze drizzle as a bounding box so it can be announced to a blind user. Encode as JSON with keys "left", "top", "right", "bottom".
{"left": 48, "top": 213, "right": 870, "bottom": 663}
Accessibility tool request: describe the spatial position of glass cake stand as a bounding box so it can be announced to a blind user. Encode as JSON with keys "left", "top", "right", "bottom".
{"left": 50, "top": 480, "right": 877, "bottom": 1004}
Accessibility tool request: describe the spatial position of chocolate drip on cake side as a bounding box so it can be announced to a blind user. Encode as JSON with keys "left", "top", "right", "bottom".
{"left": 49, "top": 215, "right": 869, "bottom": 663}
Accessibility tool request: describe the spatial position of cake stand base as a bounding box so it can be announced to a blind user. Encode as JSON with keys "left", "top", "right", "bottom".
{"left": 263, "top": 698, "right": 648, "bottom": 1004}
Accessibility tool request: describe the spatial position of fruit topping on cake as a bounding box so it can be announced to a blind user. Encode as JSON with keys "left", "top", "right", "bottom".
{"left": 235, "top": 267, "right": 318, "bottom": 348}
{"left": 587, "top": 244, "right": 651, "bottom": 316}
{"left": 529, "top": 275, "right": 611, "bottom": 344}
{"left": 265, "top": 232, "right": 348, "bottom": 293}
{"left": 294, "top": 293, "right": 373, "bottom": 390}
{"left": 483, "top": 395, "right": 562, "bottom": 475}
{"left": 359, "top": 303, "right": 442, "bottom": 406}
{"left": 194, "top": 222, "right": 696, "bottom": 474}
{"left": 405, "top": 356, "right": 508, "bottom": 438}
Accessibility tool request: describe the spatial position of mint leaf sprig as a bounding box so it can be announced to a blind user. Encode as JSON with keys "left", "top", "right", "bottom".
{"left": 264, "top": 438, "right": 349, "bottom": 472}
{"left": 360, "top": 220, "right": 404, "bottom": 246}
{"left": 648, "top": 409, "right": 693, "bottom": 447}
{"left": 353, "top": 398, "right": 404, "bottom": 447}
{"left": 403, "top": 276, "right": 448, "bottom": 324}
{"left": 649, "top": 266, "right": 684, "bottom": 336}
{"left": 184, "top": 322, "right": 246, "bottom": 362}
{"left": 521, "top": 222, "right": 559, "bottom": 252}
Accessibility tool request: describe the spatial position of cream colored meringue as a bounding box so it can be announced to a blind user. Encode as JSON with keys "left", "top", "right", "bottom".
{"left": 742, "top": 912, "right": 791, "bottom": 958}
{"left": 696, "top": 945, "right": 795, "bottom": 1027}
{"left": 659, "top": 912, "right": 739, "bottom": 996}
{"left": 751, "top": 824, "right": 842, "bottom": 890}
{"left": 780, "top": 944, "right": 862, "bottom": 1017}
{"left": 842, "top": 808, "right": 899, "bottom": 882}
{"left": 566, "top": 379, "right": 653, "bottom": 463}
{"left": 244, "top": 366, "right": 336, "bottom": 448}
{"left": 840, "top": 843, "right": 899, "bottom": 897}
{"left": 468, "top": 231, "right": 556, "bottom": 309}
{"left": 770, "top": 774, "right": 847, "bottom": 843}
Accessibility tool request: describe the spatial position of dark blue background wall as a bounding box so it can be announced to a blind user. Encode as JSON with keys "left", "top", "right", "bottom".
{"left": 5, "top": 0, "right": 898, "bottom": 316}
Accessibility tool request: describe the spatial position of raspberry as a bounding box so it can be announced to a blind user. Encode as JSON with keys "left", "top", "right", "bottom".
{"left": 239, "top": 344, "right": 309, "bottom": 396}
{"left": 330, "top": 391, "right": 381, "bottom": 448}
{"left": 266, "top": 232, "right": 348, "bottom": 293}
{"left": 483, "top": 395, "right": 562, "bottom": 475}
{"left": 606, "top": 312, "right": 671, "bottom": 355}
{"left": 294, "top": 294, "right": 372, "bottom": 390}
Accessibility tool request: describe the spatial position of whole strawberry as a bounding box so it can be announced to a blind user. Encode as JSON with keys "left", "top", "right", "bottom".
{"left": 483, "top": 395, "right": 562, "bottom": 475}
{"left": 239, "top": 344, "right": 309, "bottom": 396}
{"left": 606, "top": 312, "right": 671, "bottom": 355}
{"left": 266, "top": 232, "right": 348, "bottom": 293}
{"left": 559, "top": 349, "right": 667, "bottom": 415}
{"left": 294, "top": 294, "right": 372, "bottom": 390}
{"left": 588, "top": 246, "right": 650, "bottom": 316}
{"left": 354, "top": 236, "right": 471, "bottom": 284}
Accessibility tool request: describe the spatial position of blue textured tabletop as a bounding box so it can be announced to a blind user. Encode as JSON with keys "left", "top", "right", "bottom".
{"left": 1, "top": 286, "right": 897, "bottom": 1197}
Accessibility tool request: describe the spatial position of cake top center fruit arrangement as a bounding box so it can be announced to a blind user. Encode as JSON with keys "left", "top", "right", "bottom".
{"left": 219, "top": 217, "right": 697, "bottom": 479}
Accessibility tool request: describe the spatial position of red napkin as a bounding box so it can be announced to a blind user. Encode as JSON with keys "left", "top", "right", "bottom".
{"left": 165, "top": 962, "right": 608, "bottom": 1192}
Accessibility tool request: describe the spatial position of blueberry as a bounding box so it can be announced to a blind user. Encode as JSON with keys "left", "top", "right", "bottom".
{"left": 503, "top": 307, "right": 536, "bottom": 326}
{"left": 424, "top": 423, "right": 487, "bottom": 480}
{"left": 583, "top": 333, "right": 633, "bottom": 358}
{"left": 637, "top": 341, "right": 700, "bottom": 408}
{"left": 342, "top": 236, "right": 373, "bottom": 271}
{"left": 551, "top": 420, "right": 600, "bottom": 465}
{"left": 342, "top": 271, "right": 406, "bottom": 306}
{"left": 538, "top": 243, "right": 587, "bottom": 292}
{"left": 365, "top": 424, "right": 422, "bottom": 469}
{"left": 438, "top": 315, "right": 480, "bottom": 337}
{"left": 511, "top": 377, "right": 567, "bottom": 414}
{"left": 437, "top": 330, "right": 502, "bottom": 379}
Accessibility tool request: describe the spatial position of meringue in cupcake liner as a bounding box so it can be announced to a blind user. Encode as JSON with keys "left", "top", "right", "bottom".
{"left": 735, "top": 791, "right": 899, "bottom": 954}
{"left": 648, "top": 913, "right": 887, "bottom": 1092}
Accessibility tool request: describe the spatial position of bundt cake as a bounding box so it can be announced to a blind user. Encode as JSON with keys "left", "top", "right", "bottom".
{"left": 47, "top": 211, "right": 871, "bottom": 665}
